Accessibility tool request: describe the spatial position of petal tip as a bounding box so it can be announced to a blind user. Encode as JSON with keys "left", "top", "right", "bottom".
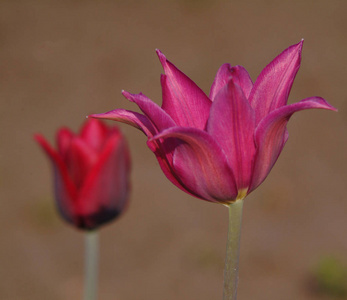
{"left": 88, "top": 113, "right": 104, "bottom": 120}
{"left": 121, "top": 90, "right": 135, "bottom": 102}
{"left": 156, "top": 49, "right": 167, "bottom": 67}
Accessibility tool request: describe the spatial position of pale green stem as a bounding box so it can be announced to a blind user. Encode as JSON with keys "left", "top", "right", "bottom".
{"left": 83, "top": 230, "right": 99, "bottom": 300}
{"left": 223, "top": 199, "right": 244, "bottom": 300}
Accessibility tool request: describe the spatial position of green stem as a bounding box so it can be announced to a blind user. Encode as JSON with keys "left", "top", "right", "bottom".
{"left": 83, "top": 230, "right": 99, "bottom": 300}
{"left": 223, "top": 199, "right": 244, "bottom": 300}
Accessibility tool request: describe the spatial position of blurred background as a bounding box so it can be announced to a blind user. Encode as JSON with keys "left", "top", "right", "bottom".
{"left": 0, "top": 0, "right": 346, "bottom": 299}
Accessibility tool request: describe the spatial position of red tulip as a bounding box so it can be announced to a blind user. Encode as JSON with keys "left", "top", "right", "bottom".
{"left": 35, "top": 119, "right": 130, "bottom": 230}
{"left": 90, "top": 41, "right": 336, "bottom": 205}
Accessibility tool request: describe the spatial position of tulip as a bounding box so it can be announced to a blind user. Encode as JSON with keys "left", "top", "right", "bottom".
{"left": 90, "top": 40, "right": 335, "bottom": 205}
{"left": 35, "top": 119, "right": 130, "bottom": 230}
{"left": 90, "top": 41, "right": 336, "bottom": 299}
{"left": 35, "top": 119, "right": 130, "bottom": 300}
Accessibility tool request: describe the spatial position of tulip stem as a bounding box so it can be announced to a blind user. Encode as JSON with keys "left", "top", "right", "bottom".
{"left": 83, "top": 230, "right": 99, "bottom": 300}
{"left": 223, "top": 199, "right": 244, "bottom": 300}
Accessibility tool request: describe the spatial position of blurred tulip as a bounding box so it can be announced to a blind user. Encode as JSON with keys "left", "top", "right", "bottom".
{"left": 35, "top": 119, "right": 130, "bottom": 230}
{"left": 90, "top": 41, "right": 336, "bottom": 205}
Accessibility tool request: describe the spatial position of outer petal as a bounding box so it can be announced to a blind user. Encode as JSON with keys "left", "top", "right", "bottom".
{"left": 152, "top": 127, "right": 238, "bottom": 203}
{"left": 77, "top": 134, "right": 130, "bottom": 230}
{"left": 156, "top": 50, "right": 212, "bottom": 129}
{"left": 89, "top": 109, "right": 156, "bottom": 138}
{"left": 66, "top": 137, "right": 98, "bottom": 189}
{"left": 209, "top": 64, "right": 253, "bottom": 101}
{"left": 122, "top": 90, "right": 176, "bottom": 131}
{"left": 146, "top": 139, "right": 196, "bottom": 198}
{"left": 34, "top": 134, "right": 78, "bottom": 225}
{"left": 249, "top": 40, "right": 303, "bottom": 124}
{"left": 56, "top": 128, "right": 74, "bottom": 159}
{"left": 80, "top": 119, "right": 109, "bottom": 152}
{"left": 249, "top": 97, "right": 337, "bottom": 193}
{"left": 207, "top": 80, "right": 256, "bottom": 190}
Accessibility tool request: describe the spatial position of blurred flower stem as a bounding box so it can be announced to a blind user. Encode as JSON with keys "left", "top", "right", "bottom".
{"left": 84, "top": 230, "right": 99, "bottom": 300}
{"left": 223, "top": 199, "right": 244, "bottom": 300}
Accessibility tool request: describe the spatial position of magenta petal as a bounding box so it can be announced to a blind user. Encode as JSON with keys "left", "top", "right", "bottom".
{"left": 156, "top": 50, "right": 212, "bottom": 129}
{"left": 209, "top": 64, "right": 253, "bottom": 101}
{"left": 208, "top": 80, "right": 256, "bottom": 190}
{"left": 78, "top": 135, "right": 130, "bottom": 229}
{"left": 122, "top": 90, "right": 176, "bottom": 131}
{"left": 89, "top": 109, "right": 156, "bottom": 138}
{"left": 152, "top": 127, "right": 238, "bottom": 203}
{"left": 146, "top": 139, "right": 196, "bottom": 198}
{"left": 249, "top": 40, "right": 304, "bottom": 124}
{"left": 249, "top": 97, "right": 337, "bottom": 193}
{"left": 34, "top": 134, "right": 78, "bottom": 225}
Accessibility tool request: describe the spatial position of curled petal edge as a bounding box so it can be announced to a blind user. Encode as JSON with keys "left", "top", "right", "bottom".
{"left": 89, "top": 109, "right": 156, "bottom": 138}
{"left": 152, "top": 127, "right": 238, "bottom": 203}
{"left": 249, "top": 96, "right": 337, "bottom": 193}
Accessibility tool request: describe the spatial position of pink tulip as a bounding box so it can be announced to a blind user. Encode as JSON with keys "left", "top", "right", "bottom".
{"left": 35, "top": 119, "right": 130, "bottom": 230}
{"left": 90, "top": 41, "right": 336, "bottom": 205}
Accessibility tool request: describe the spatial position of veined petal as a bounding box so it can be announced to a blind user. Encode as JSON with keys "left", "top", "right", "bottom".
{"left": 89, "top": 109, "right": 156, "bottom": 138}
{"left": 80, "top": 119, "right": 109, "bottom": 152}
{"left": 152, "top": 127, "right": 238, "bottom": 203}
{"left": 209, "top": 64, "right": 253, "bottom": 101}
{"left": 156, "top": 49, "right": 212, "bottom": 129}
{"left": 146, "top": 139, "right": 197, "bottom": 198}
{"left": 249, "top": 96, "right": 337, "bottom": 193}
{"left": 78, "top": 135, "right": 130, "bottom": 230}
{"left": 249, "top": 40, "right": 304, "bottom": 124}
{"left": 122, "top": 90, "right": 176, "bottom": 131}
{"left": 208, "top": 80, "right": 256, "bottom": 190}
{"left": 34, "top": 134, "right": 78, "bottom": 225}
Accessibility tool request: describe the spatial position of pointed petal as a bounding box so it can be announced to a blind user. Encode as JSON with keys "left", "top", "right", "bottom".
{"left": 56, "top": 128, "right": 74, "bottom": 160}
{"left": 34, "top": 134, "right": 78, "bottom": 225}
{"left": 89, "top": 109, "right": 156, "bottom": 138}
{"left": 80, "top": 119, "right": 109, "bottom": 151}
{"left": 156, "top": 50, "right": 212, "bottom": 129}
{"left": 122, "top": 90, "right": 176, "bottom": 131}
{"left": 249, "top": 40, "right": 304, "bottom": 124}
{"left": 249, "top": 97, "right": 337, "bottom": 193}
{"left": 208, "top": 80, "right": 256, "bottom": 190}
{"left": 152, "top": 127, "right": 238, "bottom": 203}
{"left": 78, "top": 134, "right": 131, "bottom": 230}
{"left": 66, "top": 137, "right": 98, "bottom": 189}
{"left": 209, "top": 64, "right": 253, "bottom": 100}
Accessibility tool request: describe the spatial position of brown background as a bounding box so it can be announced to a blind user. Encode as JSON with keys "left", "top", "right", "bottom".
{"left": 0, "top": 1, "right": 346, "bottom": 299}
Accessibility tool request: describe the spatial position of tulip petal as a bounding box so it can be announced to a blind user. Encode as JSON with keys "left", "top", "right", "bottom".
{"left": 66, "top": 138, "right": 98, "bottom": 189}
{"left": 78, "top": 135, "right": 130, "bottom": 230}
{"left": 249, "top": 97, "right": 337, "bottom": 192}
{"left": 80, "top": 119, "right": 110, "bottom": 152}
{"left": 146, "top": 139, "right": 197, "bottom": 198}
{"left": 89, "top": 109, "right": 156, "bottom": 138}
{"left": 249, "top": 40, "right": 303, "bottom": 124}
{"left": 209, "top": 64, "right": 253, "bottom": 101}
{"left": 122, "top": 90, "right": 176, "bottom": 131}
{"left": 156, "top": 50, "right": 212, "bottom": 129}
{"left": 34, "top": 134, "right": 78, "bottom": 225}
{"left": 208, "top": 80, "right": 256, "bottom": 190}
{"left": 56, "top": 128, "right": 74, "bottom": 160}
{"left": 152, "top": 127, "right": 238, "bottom": 203}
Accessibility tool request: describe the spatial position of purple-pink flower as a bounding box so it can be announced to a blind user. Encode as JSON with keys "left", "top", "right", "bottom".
{"left": 90, "top": 41, "right": 336, "bottom": 205}
{"left": 35, "top": 119, "right": 131, "bottom": 230}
